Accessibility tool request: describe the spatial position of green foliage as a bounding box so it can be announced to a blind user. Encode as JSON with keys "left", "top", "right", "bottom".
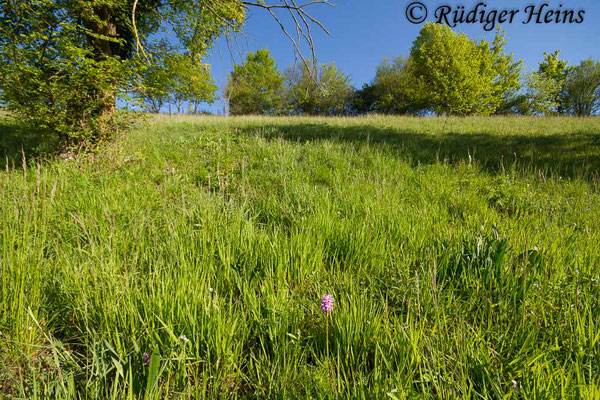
{"left": 0, "top": 1, "right": 127, "bottom": 145}
{"left": 287, "top": 62, "right": 354, "bottom": 115}
{"left": 225, "top": 49, "right": 285, "bottom": 115}
{"left": 539, "top": 51, "right": 569, "bottom": 83}
{"left": 369, "top": 56, "right": 425, "bottom": 115}
{"left": 493, "top": 94, "right": 530, "bottom": 115}
{"left": 314, "top": 63, "right": 354, "bottom": 115}
{"left": 351, "top": 83, "right": 378, "bottom": 114}
{"left": 563, "top": 59, "right": 600, "bottom": 116}
{"left": 167, "top": 53, "right": 217, "bottom": 114}
{"left": 525, "top": 71, "right": 563, "bottom": 115}
{"left": 487, "top": 30, "right": 523, "bottom": 111}
{"left": 2, "top": 115, "right": 599, "bottom": 398}
{"left": 0, "top": 0, "right": 244, "bottom": 146}
{"left": 537, "top": 50, "right": 570, "bottom": 114}
{"left": 139, "top": 43, "right": 174, "bottom": 113}
{"left": 411, "top": 23, "right": 488, "bottom": 115}
{"left": 140, "top": 43, "right": 217, "bottom": 114}
{"left": 410, "top": 23, "right": 522, "bottom": 116}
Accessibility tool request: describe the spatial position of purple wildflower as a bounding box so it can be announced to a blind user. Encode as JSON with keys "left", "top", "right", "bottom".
{"left": 178, "top": 335, "right": 189, "bottom": 344}
{"left": 142, "top": 352, "right": 151, "bottom": 367}
{"left": 321, "top": 294, "right": 334, "bottom": 313}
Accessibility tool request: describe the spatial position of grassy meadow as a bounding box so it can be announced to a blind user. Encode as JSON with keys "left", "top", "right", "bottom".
{"left": 1, "top": 114, "right": 599, "bottom": 399}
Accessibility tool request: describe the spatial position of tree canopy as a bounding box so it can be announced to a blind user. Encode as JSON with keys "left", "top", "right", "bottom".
{"left": 536, "top": 50, "right": 570, "bottom": 114}
{"left": 410, "top": 23, "right": 522, "bottom": 116}
{"left": 521, "top": 51, "right": 600, "bottom": 116}
{"left": 563, "top": 59, "right": 600, "bottom": 116}
{"left": 286, "top": 62, "right": 353, "bottom": 116}
{"left": 0, "top": 0, "right": 329, "bottom": 145}
{"left": 2, "top": 5, "right": 598, "bottom": 148}
{"left": 366, "top": 56, "right": 425, "bottom": 115}
{"left": 225, "top": 49, "right": 285, "bottom": 115}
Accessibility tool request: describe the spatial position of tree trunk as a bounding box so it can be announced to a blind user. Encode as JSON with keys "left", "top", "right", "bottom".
{"left": 83, "top": 5, "right": 119, "bottom": 118}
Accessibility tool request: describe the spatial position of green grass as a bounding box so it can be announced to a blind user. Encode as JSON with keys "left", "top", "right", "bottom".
{"left": 1, "top": 115, "right": 599, "bottom": 399}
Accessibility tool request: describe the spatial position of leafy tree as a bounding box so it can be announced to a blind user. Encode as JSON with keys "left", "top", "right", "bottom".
{"left": 287, "top": 62, "right": 353, "bottom": 115}
{"left": 0, "top": 1, "right": 243, "bottom": 145}
{"left": 317, "top": 63, "right": 354, "bottom": 115}
{"left": 493, "top": 94, "right": 530, "bottom": 115}
{"left": 563, "top": 59, "right": 600, "bottom": 116}
{"left": 225, "top": 49, "right": 285, "bottom": 115}
{"left": 519, "top": 51, "right": 572, "bottom": 116}
{"left": 410, "top": 23, "right": 488, "bottom": 115}
{"left": 524, "top": 71, "right": 562, "bottom": 115}
{"left": 409, "top": 23, "right": 522, "bottom": 116}
{"left": 0, "top": 1, "right": 327, "bottom": 146}
{"left": 539, "top": 51, "right": 569, "bottom": 83}
{"left": 486, "top": 30, "right": 523, "bottom": 113}
{"left": 139, "top": 43, "right": 174, "bottom": 113}
{"left": 167, "top": 53, "right": 216, "bottom": 114}
{"left": 285, "top": 63, "right": 319, "bottom": 115}
{"left": 538, "top": 50, "right": 569, "bottom": 113}
{"left": 352, "top": 83, "right": 378, "bottom": 114}
{"left": 369, "top": 56, "right": 425, "bottom": 115}
{"left": 139, "top": 45, "right": 216, "bottom": 114}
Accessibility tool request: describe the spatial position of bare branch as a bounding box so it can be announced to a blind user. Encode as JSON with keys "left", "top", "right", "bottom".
{"left": 287, "top": 0, "right": 318, "bottom": 68}
{"left": 265, "top": 6, "right": 309, "bottom": 71}
{"left": 131, "top": 0, "right": 333, "bottom": 79}
{"left": 242, "top": 1, "right": 335, "bottom": 11}
{"left": 243, "top": 0, "right": 334, "bottom": 79}
{"left": 284, "top": 1, "right": 309, "bottom": 71}
{"left": 132, "top": 0, "right": 151, "bottom": 64}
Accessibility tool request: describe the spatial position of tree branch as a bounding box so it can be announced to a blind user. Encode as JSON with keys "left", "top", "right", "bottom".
{"left": 243, "top": 0, "right": 334, "bottom": 79}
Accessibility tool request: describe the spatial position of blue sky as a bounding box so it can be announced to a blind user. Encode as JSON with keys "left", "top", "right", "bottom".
{"left": 200, "top": 0, "right": 600, "bottom": 114}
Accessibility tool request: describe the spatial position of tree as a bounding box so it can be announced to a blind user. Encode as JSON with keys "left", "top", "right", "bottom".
{"left": 538, "top": 50, "right": 569, "bottom": 114}
{"left": 139, "top": 43, "right": 216, "bottom": 114}
{"left": 493, "top": 94, "right": 530, "bottom": 115}
{"left": 0, "top": 1, "right": 238, "bottom": 144}
{"left": 487, "top": 30, "right": 523, "bottom": 113}
{"left": 519, "top": 51, "right": 572, "bottom": 116}
{"left": 524, "top": 71, "right": 562, "bottom": 115}
{"left": 410, "top": 23, "right": 489, "bottom": 115}
{"left": 563, "top": 59, "right": 600, "bottom": 116}
{"left": 316, "top": 63, "right": 354, "bottom": 115}
{"left": 285, "top": 63, "right": 319, "bottom": 115}
{"left": 368, "top": 56, "right": 425, "bottom": 115}
{"left": 409, "top": 23, "right": 522, "bottom": 116}
{"left": 225, "top": 49, "right": 285, "bottom": 115}
{"left": 352, "top": 83, "right": 378, "bottom": 114}
{"left": 287, "top": 62, "right": 353, "bottom": 115}
{"left": 0, "top": 0, "right": 329, "bottom": 146}
{"left": 139, "top": 43, "right": 174, "bottom": 113}
{"left": 167, "top": 53, "right": 217, "bottom": 114}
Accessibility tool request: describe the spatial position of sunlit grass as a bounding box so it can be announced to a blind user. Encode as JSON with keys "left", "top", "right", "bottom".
{"left": 1, "top": 115, "right": 599, "bottom": 398}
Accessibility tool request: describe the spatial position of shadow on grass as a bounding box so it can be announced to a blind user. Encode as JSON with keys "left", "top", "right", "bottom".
{"left": 0, "top": 115, "right": 57, "bottom": 167}
{"left": 2, "top": 114, "right": 600, "bottom": 181}
{"left": 242, "top": 121, "right": 600, "bottom": 182}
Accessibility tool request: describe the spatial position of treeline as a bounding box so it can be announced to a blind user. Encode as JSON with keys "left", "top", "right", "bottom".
{"left": 138, "top": 42, "right": 217, "bottom": 115}
{"left": 214, "top": 23, "right": 600, "bottom": 117}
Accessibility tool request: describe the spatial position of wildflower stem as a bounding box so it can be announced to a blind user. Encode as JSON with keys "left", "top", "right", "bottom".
{"left": 325, "top": 314, "right": 336, "bottom": 398}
